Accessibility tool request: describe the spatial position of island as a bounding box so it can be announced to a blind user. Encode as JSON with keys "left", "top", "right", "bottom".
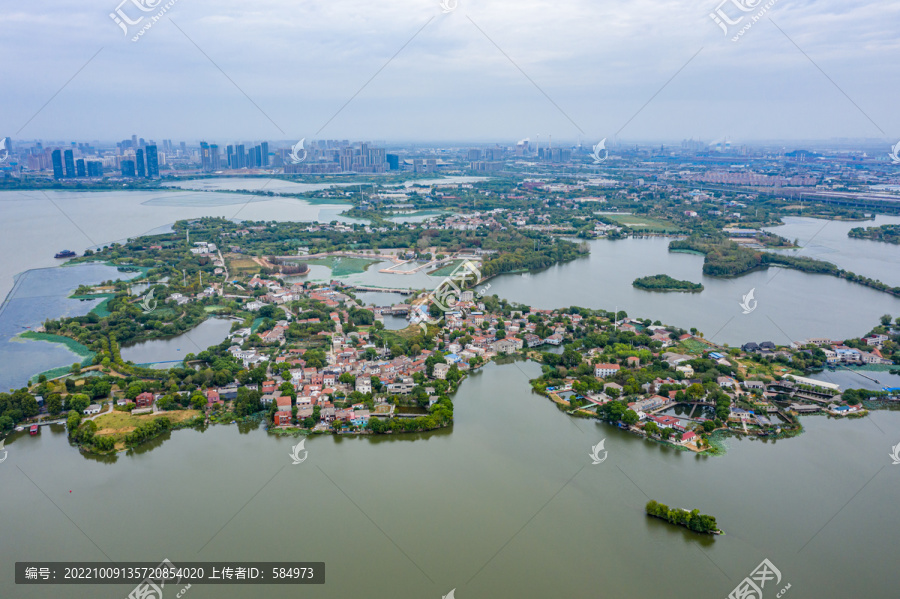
{"left": 848, "top": 224, "right": 900, "bottom": 245}
{"left": 633, "top": 274, "right": 703, "bottom": 292}
{"left": 645, "top": 500, "right": 721, "bottom": 534}
{"left": 0, "top": 179, "right": 897, "bottom": 459}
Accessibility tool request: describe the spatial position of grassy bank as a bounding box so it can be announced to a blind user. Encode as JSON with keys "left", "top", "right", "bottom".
{"left": 18, "top": 331, "right": 94, "bottom": 359}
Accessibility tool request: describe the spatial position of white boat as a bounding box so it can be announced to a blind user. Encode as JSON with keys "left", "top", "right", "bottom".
{"left": 15, "top": 426, "right": 24, "bottom": 432}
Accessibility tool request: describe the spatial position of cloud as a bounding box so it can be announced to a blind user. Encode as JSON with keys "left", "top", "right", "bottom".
{"left": 2, "top": 0, "right": 897, "bottom": 142}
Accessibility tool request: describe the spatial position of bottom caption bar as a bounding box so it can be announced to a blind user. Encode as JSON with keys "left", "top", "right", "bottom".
{"left": 16, "top": 562, "right": 324, "bottom": 584}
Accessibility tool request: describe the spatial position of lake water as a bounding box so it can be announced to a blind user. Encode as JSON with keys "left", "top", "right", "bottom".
{"left": 487, "top": 236, "right": 900, "bottom": 347}
{"left": 1, "top": 361, "right": 898, "bottom": 598}
{"left": 0, "top": 263, "right": 141, "bottom": 390}
{"left": 120, "top": 318, "right": 236, "bottom": 366}
{"left": 765, "top": 215, "right": 900, "bottom": 288}
{"left": 0, "top": 189, "right": 351, "bottom": 302}
{"left": 0, "top": 189, "right": 352, "bottom": 389}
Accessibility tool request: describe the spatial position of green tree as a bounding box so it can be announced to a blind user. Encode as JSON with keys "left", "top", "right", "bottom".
{"left": 46, "top": 394, "right": 63, "bottom": 416}
{"left": 622, "top": 409, "right": 639, "bottom": 426}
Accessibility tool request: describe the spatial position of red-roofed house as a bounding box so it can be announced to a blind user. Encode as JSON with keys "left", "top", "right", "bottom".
{"left": 135, "top": 392, "right": 154, "bottom": 408}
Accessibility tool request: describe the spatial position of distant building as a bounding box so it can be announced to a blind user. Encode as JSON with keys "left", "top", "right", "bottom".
{"left": 86, "top": 161, "right": 103, "bottom": 177}
{"left": 63, "top": 149, "right": 75, "bottom": 178}
{"left": 200, "top": 141, "right": 212, "bottom": 171}
{"left": 75, "top": 159, "right": 86, "bottom": 177}
{"left": 51, "top": 149, "right": 63, "bottom": 179}
{"left": 135, "top": 148, "right": 146, "bottom": 178}
{"left": 146, "top": 144, "right": 159, "bottom": 177}
{"left": 121, "top": 159, "right": 136, "bottom": 177}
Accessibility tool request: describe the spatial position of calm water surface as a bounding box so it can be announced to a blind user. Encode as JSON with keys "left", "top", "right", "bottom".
{"left": 120, "top": 318, "right": 235, "bottom": 365}
{"left": 0, "top": 361, "right": 898, "bottom": 598}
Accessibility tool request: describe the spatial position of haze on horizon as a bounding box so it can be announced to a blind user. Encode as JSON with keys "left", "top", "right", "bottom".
{"left": 2, "top": 0, "right": 898, "bottom": 144}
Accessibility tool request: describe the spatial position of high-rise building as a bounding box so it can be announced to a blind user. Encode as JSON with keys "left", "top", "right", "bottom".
{"left": 146, "top": 145, "right": 159, "bottom": 177}
{"left": 235, "top": 144, "right": 245, "bottom": 169}
{"left": 386, "top": 154, "right": 399, "bottom": 170}
{"left": 63, "top": 150, "right": 76, "bottom": 178}
{"left": 339, "top": 148, "right": 353, "bottom": 172}
{"left": 467, "top": 148, "right": 482, "bottom": 161}
{"left": 121, "top": 160, "right": 136, "bottom": 177}
{"left": 179, "top": 141, "right": 187, "bottom": 157}
{"left": 199, "top": 142, "right": 211, "bottom": 171}
{"left": 135, "top": 149, "right": 146, "bottom": 177}
{"left": 51, "top": 149, "right": 63, "bottom": 179}
{"left": 209, "top": 144, "right": 220, "bottom": 171}
{"left": 484, "top": 148, "right": 504, "bottom": 161}
{"left": 76, "top": 159, "right": 86, "bottom": 177}
{"left": 260, "top": 142, "right": 269, "bottom": 167}
{"left": 226, "top": 145, "right": 234, "bottom": 169}
{"left": 87, "top": 161, "right": 103, "bottom": 177}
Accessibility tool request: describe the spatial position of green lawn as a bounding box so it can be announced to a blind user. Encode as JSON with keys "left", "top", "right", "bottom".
{"left": 70, "top": 293, "right": 116, "bottom": 317}
{"left": 429, "top": 260, "right": 465, "bottom": 277}
{"left": 605, "top": 214, "right": 681, "bottom": 232}
{"left": 305, "top": 256, "right": 380, "bottom": 277}
{"left": 18, "top": 331, "right": 94, "bottom": 358}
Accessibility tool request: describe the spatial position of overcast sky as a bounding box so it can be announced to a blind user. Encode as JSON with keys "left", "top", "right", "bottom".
{"left": 2, "top": 0, "right": 898, "bottom": 145}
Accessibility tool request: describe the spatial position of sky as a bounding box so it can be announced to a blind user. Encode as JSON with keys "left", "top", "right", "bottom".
{"left": 2, "top": 0, "right": 899, "bottom": 145}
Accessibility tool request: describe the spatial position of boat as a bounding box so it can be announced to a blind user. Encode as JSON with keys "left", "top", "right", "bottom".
{"left": 15, "top": 426, "right": 24, "bottom": 432}
{"left": 29, "top": 424, "right": 39, "bottom": 435}
{"left": 54, "top": 250, "right": 77, "bottom": 259}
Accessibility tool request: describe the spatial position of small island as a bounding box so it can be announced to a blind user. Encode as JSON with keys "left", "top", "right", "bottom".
{"left": 848, "top": 224, "right": 900, "bottom": 245}
{"left": 633, "top": 274, "right": 704, "bottom": 292}
{"left": 645, "top": 500, "right": 721, "bottom": 534}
